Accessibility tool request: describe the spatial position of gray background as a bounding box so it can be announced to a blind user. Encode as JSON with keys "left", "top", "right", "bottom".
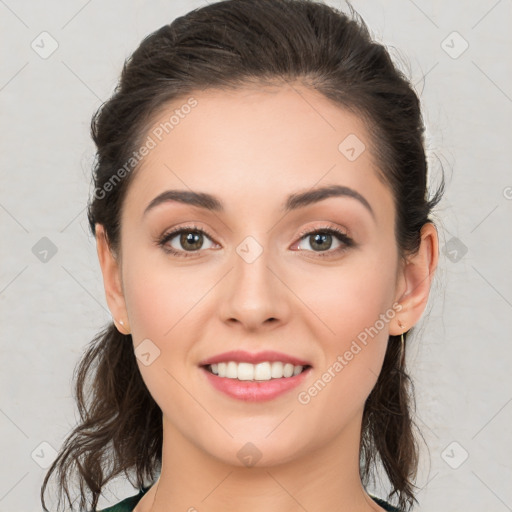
{"left": 1, "top": 1, "right": 511, "bottom": 511}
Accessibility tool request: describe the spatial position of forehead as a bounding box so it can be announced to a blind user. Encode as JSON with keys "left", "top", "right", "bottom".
{"left": 122, "top": 84, "right": 394, "bottom": 227}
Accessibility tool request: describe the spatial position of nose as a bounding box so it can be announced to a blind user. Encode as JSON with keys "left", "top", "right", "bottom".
{"left": 218, "top": 237, "right": 290, "bottom": 332}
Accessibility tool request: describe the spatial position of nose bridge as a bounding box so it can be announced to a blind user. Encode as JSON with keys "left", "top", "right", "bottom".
{"left": 219, "top": 232, "right": 289, "bottom": 328}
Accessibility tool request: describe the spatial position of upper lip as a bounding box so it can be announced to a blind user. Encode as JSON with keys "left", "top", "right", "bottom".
{"left": 198, "top": 350, "right": 312, "bottom": 367}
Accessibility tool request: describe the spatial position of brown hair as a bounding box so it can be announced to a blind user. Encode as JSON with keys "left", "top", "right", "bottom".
{"left": 41, "top": 1, "right": 444, "bottom": 510}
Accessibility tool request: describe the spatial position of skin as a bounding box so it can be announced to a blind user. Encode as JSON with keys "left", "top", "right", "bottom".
{"left": 96, "top": 83, "right": 438, "bottom": 512}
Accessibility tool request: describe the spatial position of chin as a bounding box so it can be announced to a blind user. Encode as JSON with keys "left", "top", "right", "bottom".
{"left": 199, "top": 430, "right": 310, "bottom": 469}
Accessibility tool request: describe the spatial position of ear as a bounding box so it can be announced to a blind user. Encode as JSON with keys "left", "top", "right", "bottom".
{"left": 95, "top": 224, "right": 130, "bottom": 335}
{"left": 390, "top": 222, "right": 439, "bottom": 335}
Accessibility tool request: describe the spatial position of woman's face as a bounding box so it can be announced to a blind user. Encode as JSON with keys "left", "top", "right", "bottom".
{"left": 111, "top": 84, "right": 408, "bottom": 467}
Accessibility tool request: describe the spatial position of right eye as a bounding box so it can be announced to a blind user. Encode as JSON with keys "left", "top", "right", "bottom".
{"left": 157, "top": 225, "right": 218, "bottom": 257}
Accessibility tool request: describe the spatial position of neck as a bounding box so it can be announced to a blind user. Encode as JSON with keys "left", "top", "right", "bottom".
{"left": 139, "top": 412, "right": 384, "bottom": 512}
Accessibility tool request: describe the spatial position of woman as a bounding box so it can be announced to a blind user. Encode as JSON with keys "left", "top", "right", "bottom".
{"left": 41, "top": 0, "right": 443, "bottom": 511}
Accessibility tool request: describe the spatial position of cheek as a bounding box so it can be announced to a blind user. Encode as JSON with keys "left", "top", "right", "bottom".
{"left": 294, "top": 249, "right": 398, "bottom": 404}
{"left": 299, "top": 250, "right": 397, "bottom": 344}
{"left": 120, "top": 255, "right": 203, "bottom": 422}
{"left": 121, "top": 249, "right": 206, "bottom": 340}
{"left": 120, "top": 249, "right": 213, "bottom": 389}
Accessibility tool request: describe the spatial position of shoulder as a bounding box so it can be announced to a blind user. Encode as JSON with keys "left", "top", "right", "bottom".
{"left": 95, "top": 487, "right": 147, "bottom": 512}
{"left": 370, "top": 495, "right": 404, "bottom": 512}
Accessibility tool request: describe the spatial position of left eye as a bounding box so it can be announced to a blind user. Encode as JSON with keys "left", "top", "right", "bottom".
{"left": 293, "top": 228, "right": 353, "bottom": 254}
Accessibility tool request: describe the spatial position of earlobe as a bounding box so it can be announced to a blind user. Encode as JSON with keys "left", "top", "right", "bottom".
{"left": 391, "top": 222, "right": 439, "bottom": 335}
{"left": 95, "top": 224, "right": 130, "bottom": 334}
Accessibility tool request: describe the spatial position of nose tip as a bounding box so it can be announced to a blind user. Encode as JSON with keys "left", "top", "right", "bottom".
{"left": 218, "top": 245, "right": 289, "bottom": 331}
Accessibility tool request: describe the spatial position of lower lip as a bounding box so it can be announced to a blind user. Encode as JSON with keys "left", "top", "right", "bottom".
{"left": 200, "top": 366, "right": 312, "bottom": 402}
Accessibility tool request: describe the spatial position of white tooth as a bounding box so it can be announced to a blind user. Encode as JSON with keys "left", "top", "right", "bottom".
{"left": 226, "top": 361, "right": 238, "bottom": 379}
{"left": 237, "top": 362, "right": 255, "bottom": 381}
{"left": 254, "top": 362, "right": 272, "bottom": 381}
{"left": 271, "top": 361, "right": 284, "bottom": 378}
{"left": 283, "top": 363, "right": 294, "bottom": 378}
{"left": 212, "top": 361, "right": 304, "bottom": 380}
{"left": 217, "top": 362, "right": 227, "bottom": 378}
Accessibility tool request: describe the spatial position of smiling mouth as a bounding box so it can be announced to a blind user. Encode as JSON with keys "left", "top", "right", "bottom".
{"left": 202, "top": 361, "right": 312, "bottom": 381}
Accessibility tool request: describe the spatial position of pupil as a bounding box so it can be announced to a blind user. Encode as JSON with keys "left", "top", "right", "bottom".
{"left": 181, "top": 232, "right": 202, "bottom": 250}
{"left": 311, "top": 233, "right": 332, "bottom": 251}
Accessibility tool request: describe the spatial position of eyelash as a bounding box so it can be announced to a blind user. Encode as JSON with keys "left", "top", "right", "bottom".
{"left": 156, "top": 224, "right": 354, "bottom": 259}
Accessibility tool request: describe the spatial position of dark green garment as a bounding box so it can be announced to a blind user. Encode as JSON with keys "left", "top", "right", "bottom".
{"left": 97, "top": 486, "right": 403, "bottom": 512}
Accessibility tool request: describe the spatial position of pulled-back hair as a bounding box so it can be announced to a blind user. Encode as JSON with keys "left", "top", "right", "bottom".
{"left": 41, "top": 1, "right": 444, "bottom": 510}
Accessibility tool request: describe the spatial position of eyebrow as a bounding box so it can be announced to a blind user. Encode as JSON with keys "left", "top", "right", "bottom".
{"left": 143, "top": 184, "right": 375, "bottom": 220}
